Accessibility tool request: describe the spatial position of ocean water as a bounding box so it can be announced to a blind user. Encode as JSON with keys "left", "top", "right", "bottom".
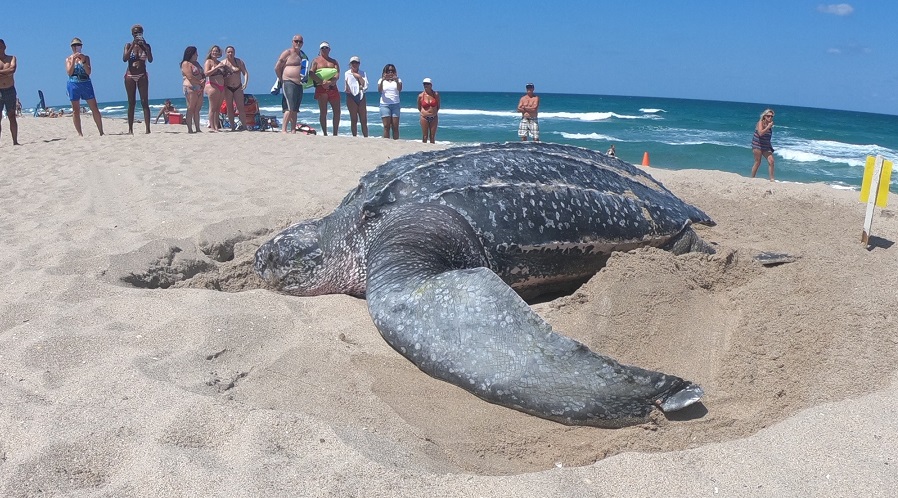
{"left": 41, "top": 91, "right": 898, "bottom": 192}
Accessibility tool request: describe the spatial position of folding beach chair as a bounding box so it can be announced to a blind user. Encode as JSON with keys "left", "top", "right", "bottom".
{"left": 33, "top": 90, "right": 47, "bottom": 117}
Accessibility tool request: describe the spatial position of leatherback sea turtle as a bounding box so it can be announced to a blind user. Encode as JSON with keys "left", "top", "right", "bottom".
{"left": 255, "top": 142, "right": 714, "bottom": 427}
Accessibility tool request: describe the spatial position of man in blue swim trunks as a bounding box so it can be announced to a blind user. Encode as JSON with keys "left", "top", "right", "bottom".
{"left": 0, "top": 39, "right": 20, "bottom": 145}
{"left": 274, "top": 34, "right": 307, "bottom": 134}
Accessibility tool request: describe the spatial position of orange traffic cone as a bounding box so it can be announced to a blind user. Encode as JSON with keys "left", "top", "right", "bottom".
{"left": 641, "top": 151, "right": 650, "bottom": 167}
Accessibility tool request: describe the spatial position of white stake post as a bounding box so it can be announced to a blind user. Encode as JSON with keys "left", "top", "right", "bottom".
{"left": 860, "top": 155, "right": 885, "bottom": 244}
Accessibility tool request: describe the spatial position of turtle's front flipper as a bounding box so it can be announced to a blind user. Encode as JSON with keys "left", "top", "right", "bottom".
{"left": 366, "top": 204, "right": 703, "bottom": 427}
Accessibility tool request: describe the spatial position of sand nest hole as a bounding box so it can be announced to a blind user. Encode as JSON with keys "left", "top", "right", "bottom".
{"left": 106, "top": 225, "right": 895, "bottom": 475}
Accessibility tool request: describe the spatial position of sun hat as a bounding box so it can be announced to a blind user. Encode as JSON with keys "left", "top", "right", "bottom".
{"left": 422, "top": 78, "right": 432, "bottom": 84}
{"left": 349, "top": 56, "right": 360, "bottom": 63}
{"left": 70, "top": 37, "right": 83, "bottom": 46}
{"left": 320, "top": 41, "right": 330, "bottom": 49}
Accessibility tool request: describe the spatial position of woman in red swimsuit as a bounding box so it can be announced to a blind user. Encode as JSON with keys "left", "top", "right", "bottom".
{"left": 122, "top": 24, "right": 153, "bottom": 134}
{"left": 417, "top": 78, "right": 440, "bottom": 143}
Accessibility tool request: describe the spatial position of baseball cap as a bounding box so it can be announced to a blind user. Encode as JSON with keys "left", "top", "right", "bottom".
{"left": 70, "top": 37, "right": 83, "bottom": 46}
{"left": 422, "top": 78, "right": 432, "bottom": 84}
{"left": 320, "top": 41, "right": 330, "bottom": 49}
{"left": 525, "top": 82, "right": 534, "bottom": 88}
{"left": 349, "top": 55, "right": 360, "bottom": 63}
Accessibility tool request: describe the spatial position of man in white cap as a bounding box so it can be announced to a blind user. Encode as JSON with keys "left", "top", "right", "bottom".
{"left": 310, "top": 41, "right": 340, "bottom": 135}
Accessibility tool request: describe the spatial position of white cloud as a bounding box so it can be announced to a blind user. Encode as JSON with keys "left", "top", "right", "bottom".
{"left": 818, "top": 4, "right": 854, "bottom": 16}
{"left": 826, "top": 44, "right": 871, "bottom": 55}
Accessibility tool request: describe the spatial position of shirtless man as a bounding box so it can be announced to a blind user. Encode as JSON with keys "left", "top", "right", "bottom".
{"left": 310, "top": 41, "right": 340, "bottom": 136}
{"left": 274, "top": 34, "right": 307, "bottom": 133}
{"left": 0, "top": 39, "right": 19, "bottom": 145}
{"left": 517, "top": 82, "right": 540, "bottom": 142}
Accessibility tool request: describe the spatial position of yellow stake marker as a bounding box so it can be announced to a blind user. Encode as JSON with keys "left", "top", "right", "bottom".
{"left": 859, "top": 155, "right": 893, "bottom": 244}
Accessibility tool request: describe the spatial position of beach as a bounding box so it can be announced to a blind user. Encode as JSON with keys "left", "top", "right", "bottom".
{"left": 1, "top": 116, "right": 896, "bottom": 496}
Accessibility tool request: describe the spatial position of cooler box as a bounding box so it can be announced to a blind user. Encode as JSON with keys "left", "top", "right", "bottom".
{"left": 169, "top": 113, "right": 184, "bottom": 125}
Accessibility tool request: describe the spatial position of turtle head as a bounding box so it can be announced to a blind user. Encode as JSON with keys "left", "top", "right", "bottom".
{"left": 255, "top": 220, "right": 331, "bottom": 296}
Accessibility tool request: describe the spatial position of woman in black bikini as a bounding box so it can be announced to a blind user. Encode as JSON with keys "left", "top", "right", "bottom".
{"left": 417, "top": 78, "right": 440, "bottom": 143}
{"left": 122, "top": 24, "right": 153, "bottom": 134}
{"left": 221, "top": 46, "right": 250, "bottom": 131}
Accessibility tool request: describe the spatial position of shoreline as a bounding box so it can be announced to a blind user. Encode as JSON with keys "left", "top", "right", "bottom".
{"left": 13, "top": 90, "right": 897, "bottom": 196}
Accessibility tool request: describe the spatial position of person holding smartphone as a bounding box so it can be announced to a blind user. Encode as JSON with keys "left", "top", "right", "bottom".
{"left": 123, "top": 24, "right": 153, "bottom": 134}
{"left": 65, "top": 37, "right": 104, "bottom": 136}
{"left": 378, "top": 64, "right": 402, "bottom": 140}
{"left": 751, "top": 109, "right": 776, "bottom": 181}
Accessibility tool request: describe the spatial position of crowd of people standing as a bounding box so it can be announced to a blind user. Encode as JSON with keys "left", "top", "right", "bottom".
{"left": 1, "top": 28, "right": 548, "bottom": 149}
{"left": 4, "top": 25, "right": 774, "bottom": 179}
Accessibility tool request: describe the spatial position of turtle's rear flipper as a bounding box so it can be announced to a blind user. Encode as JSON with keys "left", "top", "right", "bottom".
{"left": 662, "top": 225, "right": 715, "bottom": 255}
{"left": 754, "top": 252, "right": 798, "bottom": 266}
{"left": 366, "top": 204, "right": 704, "bottom": 428}
{"left": 657, "top": 382, "right": 704, "bottom": 411}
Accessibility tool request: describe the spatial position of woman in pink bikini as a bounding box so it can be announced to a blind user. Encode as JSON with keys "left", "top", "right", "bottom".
{"left": 203, "top": 45, "right": 230, "bottom": 132}
{"left": 180, "top": 46, "right": 205, "bottom": 134}
{"left": 122, "top": 24, "right": 153, "bottom": 134}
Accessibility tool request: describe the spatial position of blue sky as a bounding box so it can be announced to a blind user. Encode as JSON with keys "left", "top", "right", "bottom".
{"left": 3, "top": 1, "right": 896, "bottom": 114}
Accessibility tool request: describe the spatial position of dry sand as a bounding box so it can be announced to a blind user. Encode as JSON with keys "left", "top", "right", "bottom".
{"left": 1, "top": 116, "right": 896, "bottom": 496}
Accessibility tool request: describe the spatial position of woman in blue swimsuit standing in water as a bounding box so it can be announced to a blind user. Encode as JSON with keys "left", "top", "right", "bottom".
{"left": 751, "top": 108, "right": 775, "bottom": 181}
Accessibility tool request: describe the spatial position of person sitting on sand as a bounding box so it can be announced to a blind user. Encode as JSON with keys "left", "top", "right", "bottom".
{"left": 154, "top": 99, "right": 176, "bottom": 124}
{"left": 15, "top": 97, "right": 22, "bottom": 116}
